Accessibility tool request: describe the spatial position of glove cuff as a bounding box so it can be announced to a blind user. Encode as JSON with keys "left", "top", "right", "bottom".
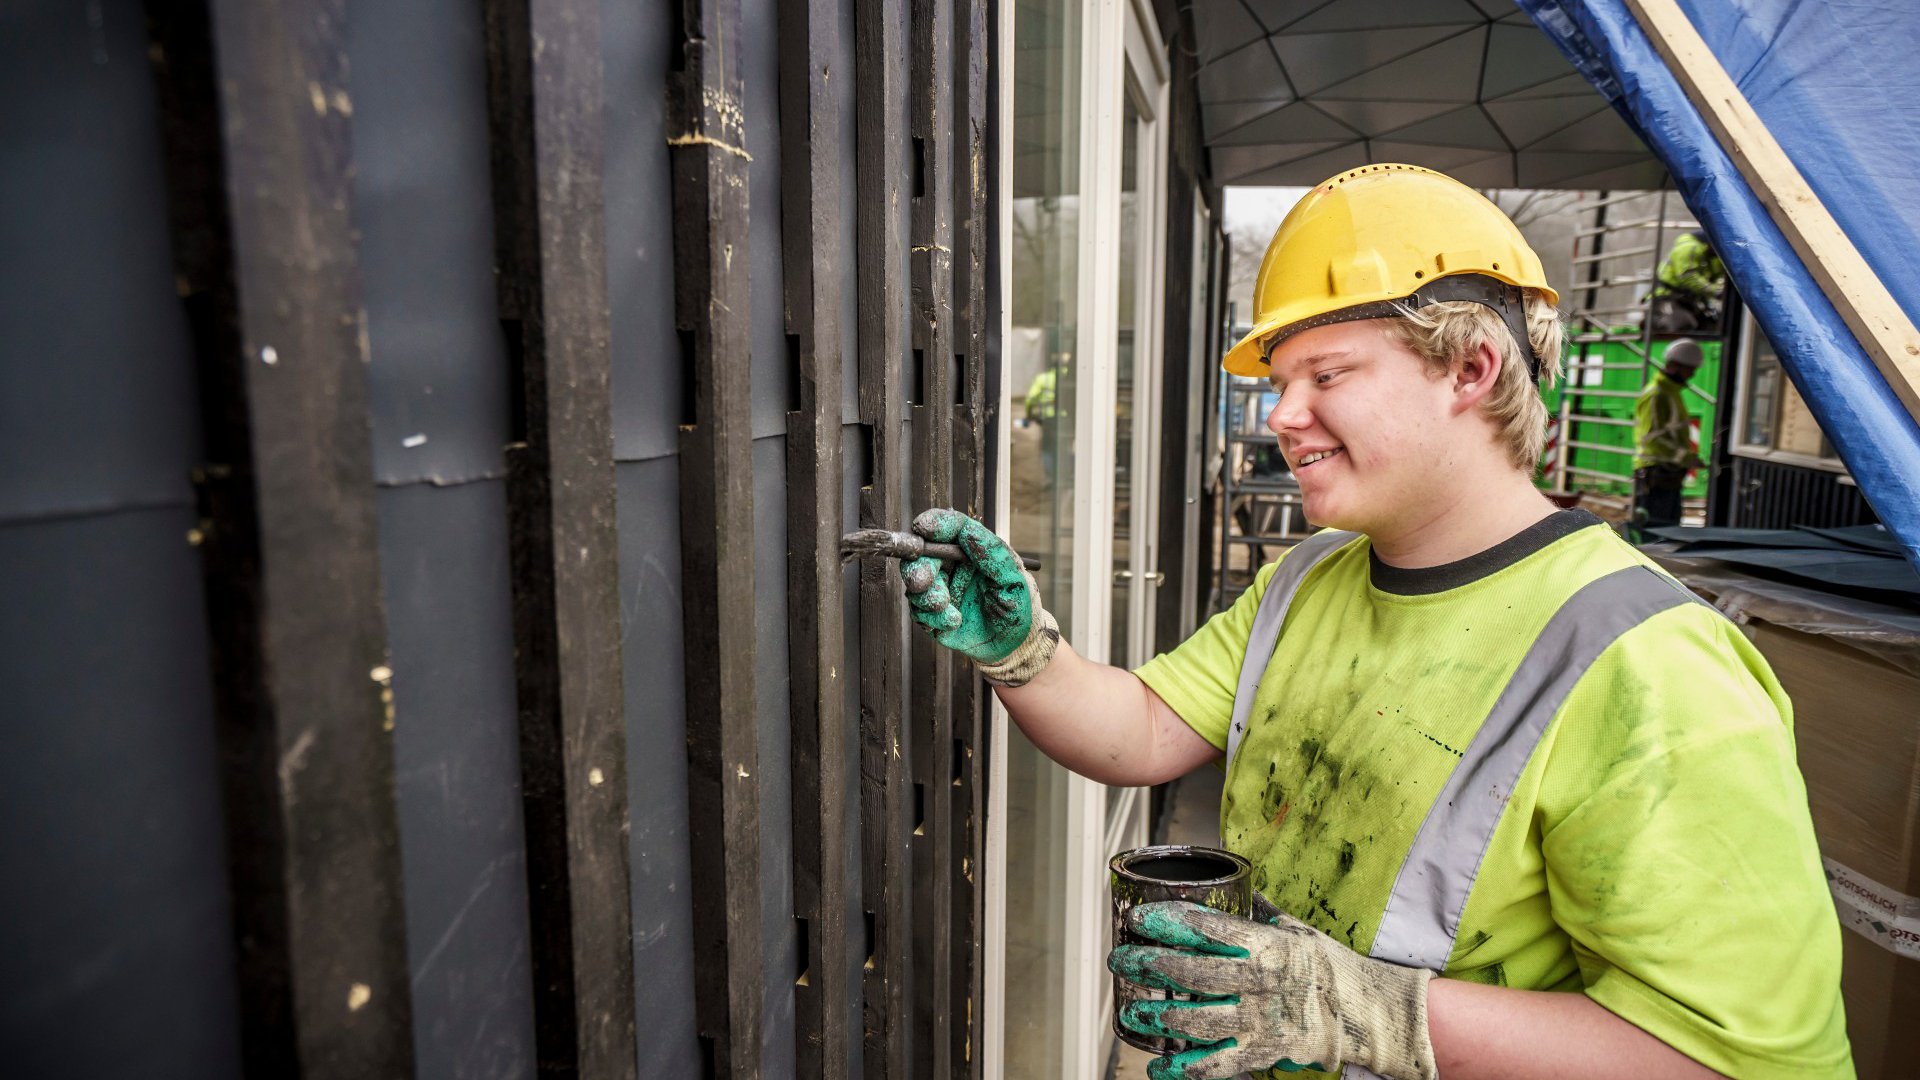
{"left": 975, "top": 594, "right": 1059, "bottom": 688}
{"left": 1339, "top": 960, "right": 1437, "bottom": 1080}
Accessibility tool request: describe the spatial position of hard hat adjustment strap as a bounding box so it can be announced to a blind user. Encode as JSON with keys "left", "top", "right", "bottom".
{"left": 1260, "top": 274, "right": 1543, "bottom": 383}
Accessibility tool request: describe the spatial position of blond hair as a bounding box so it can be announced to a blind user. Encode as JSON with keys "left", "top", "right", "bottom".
{"left": 1380, "top": 290, "right": 1564, "bottom": 472}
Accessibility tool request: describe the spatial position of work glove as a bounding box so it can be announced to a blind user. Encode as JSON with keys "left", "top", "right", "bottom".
{"left": 898, "top": 508, "right": 1060, "bottom": 687}
{"left": 1109, "top": 900, "right": 1437, "bottom": 1080}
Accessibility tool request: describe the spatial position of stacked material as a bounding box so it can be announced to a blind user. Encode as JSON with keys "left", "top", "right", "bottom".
{"left": 1648, "top": 530, "right": 1919, "bottom": 1078}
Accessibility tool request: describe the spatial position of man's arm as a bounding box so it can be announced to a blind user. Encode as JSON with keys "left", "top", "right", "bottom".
{"left": 896, "top": 508, "right": 1220, "bottom": 787}
{"left": 995, "top": 639, "right": 1220, "bottom": 787}
{"left": 1428, "top": 978, "right": 1720, "bottom": 1080}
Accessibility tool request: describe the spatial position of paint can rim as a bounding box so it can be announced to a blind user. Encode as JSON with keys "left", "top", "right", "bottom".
{"left": 1108, "top": 843, "right": 1251, "bottom": 889}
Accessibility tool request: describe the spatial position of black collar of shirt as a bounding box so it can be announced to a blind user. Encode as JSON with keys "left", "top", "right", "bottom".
{"left": 1368, "top": 509, "right": 1607, "bottom": 596}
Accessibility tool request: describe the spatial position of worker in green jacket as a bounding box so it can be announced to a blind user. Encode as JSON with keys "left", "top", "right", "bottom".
{"left": 1632, "top": 338, "right": 1704, "bottom": 536}
{"left": 1649, "top": 231, "right": 1725, "bottom": 334}
{"left": 893, "top": 167, "right": 1849, "bottom": 1080}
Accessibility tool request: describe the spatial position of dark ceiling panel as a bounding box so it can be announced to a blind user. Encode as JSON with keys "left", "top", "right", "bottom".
{"left": 1212, "top": 139, "right": 1356, "bottom": 183}
{"left": 1269, "top": 24, "right": 1468, "bottom": 96}
{"left": 1198, "top": 39, "right": 1290, "bottom": 102}
{"left": 1435, "top": 152, "right": 1519, "bottom": 187}
{"left": 1370, "top": 140, "right": 1510, "bottom": 170}
{"left": 1196, "top": 0, "right": 1272, "bottom": 64}
{"left": 1284, "top": 0, "right": 1483, "bottom": 33}
{"left": 1241, "top": 0, "right": 1340, "bottom": 34}
{"left": 1485, "top": 96, "right": 1610, "bottom": 148}
{"left": 1525, "top": 106, "right": 1646, "bottom": 153}
{"left": 1228, "top": 141, "right": 1372, "bottom": 185}
{"left": 1188, "top": 0, "right": 1662, "bottom": 191}
{"left": 1380, "top": 103, "right": 1509, "bottom": 150}
{"left": 1312, "top": 97, "right": 1464, "bottom": 137}
{"left": 1203, "top": 97, "right": 1300, "bottom": 141}
{"left": 1494, "top": 70, "right": 1595, "bottom": 101}
{"left": 1208, "top": 101, "right": 1361, "bottom": 146}
{"left": 1518, "top": 149, "right": 1666, "bottom": 188}
{"left": 1313, "top": 28, "right": 1486, "bottom": 102}
{"left": 1481, "top": 21, "right": 1578, "bottom": 100}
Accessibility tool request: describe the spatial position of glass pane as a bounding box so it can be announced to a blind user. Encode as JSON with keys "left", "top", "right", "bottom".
{"left": 1742, "top": 329, "right": 1781, "bottom": 448}
{"left": 1110, "top": 95, "right": 1140, "bottom": 670}
{"left": 1004, "top": 0, "right": 1080, "bottom": 1071}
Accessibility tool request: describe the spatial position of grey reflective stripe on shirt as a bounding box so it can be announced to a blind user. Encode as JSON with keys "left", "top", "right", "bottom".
{"left": 1220, "top": 554, "right": 1709, "bottom": 1080}
{"left": 1366, "top": 564, "right": 1708, "bottom": 974}
{"left": 1224, "top": 530, "right": 1359, "bottom": 775}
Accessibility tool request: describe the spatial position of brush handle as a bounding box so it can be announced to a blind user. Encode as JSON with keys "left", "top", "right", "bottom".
{"left": 922, "top": 539, "right": 1042, "bottom": 573}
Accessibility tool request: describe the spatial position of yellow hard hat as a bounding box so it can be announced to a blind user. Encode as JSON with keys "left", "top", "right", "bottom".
{"left": 1223, "top": 164, "right": 1559, "bottom": 379}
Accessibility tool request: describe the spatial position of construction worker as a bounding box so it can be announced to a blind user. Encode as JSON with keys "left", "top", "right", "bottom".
{"left": 1632, "top": 338, "right": 1705, "bottom": 536}
{"left": 1024, "top": 352, "right": 1068, "bottom": 478}
{"left": 895, "top": 166, "right": 1849, "bottom": 1079}
{"left": 1648, "top": 230, "right": 1725, "bottom": 334}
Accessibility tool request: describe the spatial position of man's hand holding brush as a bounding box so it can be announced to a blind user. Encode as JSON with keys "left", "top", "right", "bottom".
{"left": 892, "top": 509, "right": 1059, "bottom": 687}
{"left": 849, "top": 508, "right": 1217, "bottom": 788}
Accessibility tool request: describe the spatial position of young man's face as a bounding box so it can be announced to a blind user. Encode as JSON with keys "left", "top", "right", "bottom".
{"left": 1264, "top": 320, "right": 1466, "bottom": 534}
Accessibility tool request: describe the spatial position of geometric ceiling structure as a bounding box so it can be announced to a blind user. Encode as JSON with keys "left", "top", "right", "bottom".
{"left": 1192, "top": 0, "right": 1670, "bottom": 189}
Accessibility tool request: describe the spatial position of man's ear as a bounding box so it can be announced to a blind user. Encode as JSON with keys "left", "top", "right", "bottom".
{"left": 1451, "top": 338, "right": 1503, "bottom": 415}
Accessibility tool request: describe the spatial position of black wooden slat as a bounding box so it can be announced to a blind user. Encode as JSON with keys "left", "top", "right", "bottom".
{"left": 777, "top": 1, "right": 852, "bottom": 1077}
{"left": 145, "top": 1, "right": 413, "bottom": 1074}
{"left": 856, "top": 0, "right": 911, "bottom": 1072}
{"left": 948, "top": 0, "right": 990, "bottom": 1073}
{"left": 909, "top": 0, "right": 957, "bottom": 1073}
{"left": 481, "top": 2, "right": 639, "bottom": 1077}
{"left": 668, "top": 1, "right": 765, "bottom": 1076}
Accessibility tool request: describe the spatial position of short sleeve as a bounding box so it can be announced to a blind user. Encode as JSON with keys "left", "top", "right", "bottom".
{"left": 1134, "top": 557, "right": 1283, "bottom": 751}
{"left": 1541, "top": 607, "right": 1853, "bottom": 1078}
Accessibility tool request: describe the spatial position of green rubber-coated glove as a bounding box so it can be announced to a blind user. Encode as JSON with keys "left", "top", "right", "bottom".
{"left": 1109, "top": 900, "right": 1437, "bottom": 1080}
{"left": 898, "top": 508, "right": 1060, "bottom": 687}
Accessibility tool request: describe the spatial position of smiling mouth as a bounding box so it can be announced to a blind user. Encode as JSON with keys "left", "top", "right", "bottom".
{"left": 1296, "top": 447, "right": 1345, "bottom": 469}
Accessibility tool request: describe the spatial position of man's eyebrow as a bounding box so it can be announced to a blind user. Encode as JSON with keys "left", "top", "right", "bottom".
{"left": 1269, "top": 350, "right": 1352, "bottom": 386}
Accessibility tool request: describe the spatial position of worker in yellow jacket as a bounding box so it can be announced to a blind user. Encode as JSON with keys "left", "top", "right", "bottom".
{"left": 1649, "top": 231, "right": 1726, "bottom": 334}
{"left": 893, "top": 166, "right": 1850, "bottom": 1079}
{"left": 1632, "top": 338, "right": 1705, "bottom": 536}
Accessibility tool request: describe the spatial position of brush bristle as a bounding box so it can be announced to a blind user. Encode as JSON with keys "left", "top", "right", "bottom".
{"left": 838, "top": 528, "right": 912, "bottom": 561}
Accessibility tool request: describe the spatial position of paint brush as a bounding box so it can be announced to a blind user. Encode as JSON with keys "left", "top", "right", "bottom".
{"left": 838, "top": 528, "right": 1042, "bottom": 571}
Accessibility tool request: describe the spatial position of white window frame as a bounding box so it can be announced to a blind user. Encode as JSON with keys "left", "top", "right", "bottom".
{"left": 1728, "top": 307, "right": 1851, "bottom": 475}
{"left": 985, "top": 0, "right": 1171, "bottom": 1076}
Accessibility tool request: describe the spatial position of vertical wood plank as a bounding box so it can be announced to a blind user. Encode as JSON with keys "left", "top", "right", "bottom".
{"left": 144, "top": 1, "right": 414, "bottom": 1074}
{"left": 481, "top": 1, "right": 639, "bottom": 1077}
{"left": 777, "top": 0, "right": 852, "bottom": 1077}
{"left": 668, "top": 1, "right": 764, "bottom": 1077}
{"left": 909, "top": 0, "right": 957, "bottom": 1072}
{"left": 856, "top": 0, "right": 910, "bottom": 1073}
{"left": 948, "top": 0, "right": 990, "bottom": 1073}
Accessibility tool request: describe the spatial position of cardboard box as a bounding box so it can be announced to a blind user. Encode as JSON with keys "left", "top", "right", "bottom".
{"left": 1738, "top": 619, "right": 1920, "bottom": 1078}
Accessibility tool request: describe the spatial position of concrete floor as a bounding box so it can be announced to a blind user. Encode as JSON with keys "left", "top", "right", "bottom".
{"left": 1106, "top": 766, "right": 1226, "bottom": 1079}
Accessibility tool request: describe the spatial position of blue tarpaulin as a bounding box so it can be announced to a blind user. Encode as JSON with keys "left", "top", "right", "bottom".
{"left": 1519, "top": 0, "right": 1920, "bottom": 572}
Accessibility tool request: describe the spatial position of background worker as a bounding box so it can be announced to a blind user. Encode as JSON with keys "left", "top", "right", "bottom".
{"left": 1631, "top": 338, "right": 1705, "bottom": 537}
{"left": 895, "top": 166, "right": 1849, "bottom": 1080}
{"left": 1648, "top": 230, "right": 1726, "bottom": 334}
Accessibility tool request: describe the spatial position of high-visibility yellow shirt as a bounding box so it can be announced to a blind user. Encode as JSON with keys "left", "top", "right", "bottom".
{"left": 1633, "top": 371, "right": 1694, "bottom": 470}
{"left": 1135, "top": 513, "right": 1851, "bottom": 1079}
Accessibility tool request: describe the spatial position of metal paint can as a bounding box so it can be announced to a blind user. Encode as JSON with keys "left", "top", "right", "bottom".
{"left": 1108, "top": 844, "right": 1254, "bottom": 1055}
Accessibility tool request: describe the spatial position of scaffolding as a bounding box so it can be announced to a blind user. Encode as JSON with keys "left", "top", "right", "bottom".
{"left": 1549, "top": 190, "right": 1720, "bottom": 501}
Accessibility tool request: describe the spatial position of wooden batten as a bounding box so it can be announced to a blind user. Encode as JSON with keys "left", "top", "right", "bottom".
{"left": 668, "top": 0, "right": 766, "bottom": 1076}
{"left": 146, "top": 1, "right": 414, "bottom": 1074}
{"left": 909, "top": 0, "right": 958, "bottom": 1074}
{"left": 1624, "top": 0, "right": 1920, "bottom": 422}
{"left": 481, "top": 0, "right": 640, "bottom": 1076}
{"left": 776, "top": 0, "right": 854, "bottom": 1077}
{"left": 856, "top": 0, "right": 912, "bottom": 1074}
{"left": 949, "top": 0, "right": 991, "bottom": 1073}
